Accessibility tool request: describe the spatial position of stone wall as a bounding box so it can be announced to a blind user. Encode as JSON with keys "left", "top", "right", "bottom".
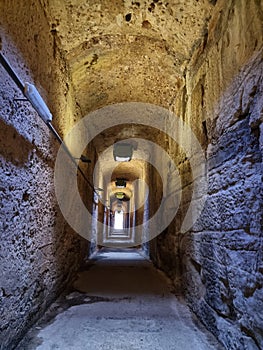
{"left": 0, "top": 2, "right": 89, "bottom": 349}
{"left": 1, "top": 0, "right": 262, "bottom": 348}
{"left": 155, "top": 0, "right": 263, "bottom": 348}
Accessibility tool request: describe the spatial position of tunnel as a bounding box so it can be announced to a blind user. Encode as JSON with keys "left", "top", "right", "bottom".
{"left": 0, "top": 0, "right": 262, "bottom": 349}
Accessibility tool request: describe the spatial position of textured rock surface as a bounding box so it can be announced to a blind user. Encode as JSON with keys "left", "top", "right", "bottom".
{"left": 0, "top": 0, "right": 262, "bottom": 349}
{"left": 155, "top": 1, "right": 263, "bottom": 349}
{"left": 0, "top": 3, "right": 89, "bottom": 349}
{"left": 42, "top": 0, "right": 213, "bottom": 114}
{"left": 17, "top": 249, "right": 223, "bottom": 350}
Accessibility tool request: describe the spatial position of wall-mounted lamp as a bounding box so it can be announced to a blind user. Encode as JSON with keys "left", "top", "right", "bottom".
{"left": 24, "top": 83, "right": 52, "bottom": 124}
{"left": 95, "top": 187, "right": 104, "bottom": 192}
{"left": 0, "top": 52, "right": 102, "bottom": 197}
{"left": 113, "top": 143, "right": 133, "bottom": 162}
{"left": 74, "top": 155, "right": 91, "bottom": 163}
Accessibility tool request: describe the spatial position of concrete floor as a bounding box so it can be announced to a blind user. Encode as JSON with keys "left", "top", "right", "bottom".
{"left": 19, "top": 248, "right": 224, "bottom": 350}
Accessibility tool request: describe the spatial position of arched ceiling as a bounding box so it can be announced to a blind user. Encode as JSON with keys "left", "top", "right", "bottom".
{"left": 42, "top": 0, "right": 214, "bottom": 114}
{"left": 40, "top": 0, "right": 214, "bottom": 199}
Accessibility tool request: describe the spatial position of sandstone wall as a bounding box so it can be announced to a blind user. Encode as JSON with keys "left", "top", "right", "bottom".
{"left": 0, "top": 2, "right": 89, "bottom": 348}
{"left": 155, "top": 0, "right": 263, "bottom": 348}
{"left": 1, "top": 0, "right": 262, "bottom": 349}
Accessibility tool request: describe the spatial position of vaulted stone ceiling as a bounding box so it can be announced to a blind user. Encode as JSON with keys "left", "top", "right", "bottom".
{"left": 39, "top": 0, "right": 215, "bottom": 192}
{"left": 39, "top": 0, "right": 215, "bottom": 202}
{"left": 42, "top": 0, "right": 214, "bottom": 114}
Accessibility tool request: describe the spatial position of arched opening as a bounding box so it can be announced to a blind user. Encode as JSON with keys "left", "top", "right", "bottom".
{"left": 0, "top": 1, "right": 262, "bottom": 349}
{"left": 113, "top": 210, "right": 124, "bottom": 230}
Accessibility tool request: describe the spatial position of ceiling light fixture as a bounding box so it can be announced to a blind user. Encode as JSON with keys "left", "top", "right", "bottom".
{"left": 115, "top": 192, "right": 125, "bottom": 200}
{"left": 113, "top": 143, "right": 133, "bottom": 162}
{"left": 115, "top": 178, "right": 127, "bottom": 188}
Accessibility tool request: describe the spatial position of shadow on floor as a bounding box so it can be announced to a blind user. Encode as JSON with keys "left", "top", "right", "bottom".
{"left": 17, "top": 248, "right": 224, "bottom": 350}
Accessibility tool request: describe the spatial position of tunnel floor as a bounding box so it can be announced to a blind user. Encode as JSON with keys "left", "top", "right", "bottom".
{"left": 18, "top": 248, "right": 223, "bottom": 350}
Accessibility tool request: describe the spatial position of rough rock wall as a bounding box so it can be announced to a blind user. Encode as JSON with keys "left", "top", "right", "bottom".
{"left": 0, "top": 2, "right": 89, "bottom": 349}
{"left": 156, "top": 0, "right": 263, "bottom": 348}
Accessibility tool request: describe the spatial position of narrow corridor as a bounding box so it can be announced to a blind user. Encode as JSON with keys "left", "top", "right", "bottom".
{"left": 1, "top": 1, "right": 262, "bottom": 349}
{"left": 18, "top": 249, "right": 223, "bottom": 350}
